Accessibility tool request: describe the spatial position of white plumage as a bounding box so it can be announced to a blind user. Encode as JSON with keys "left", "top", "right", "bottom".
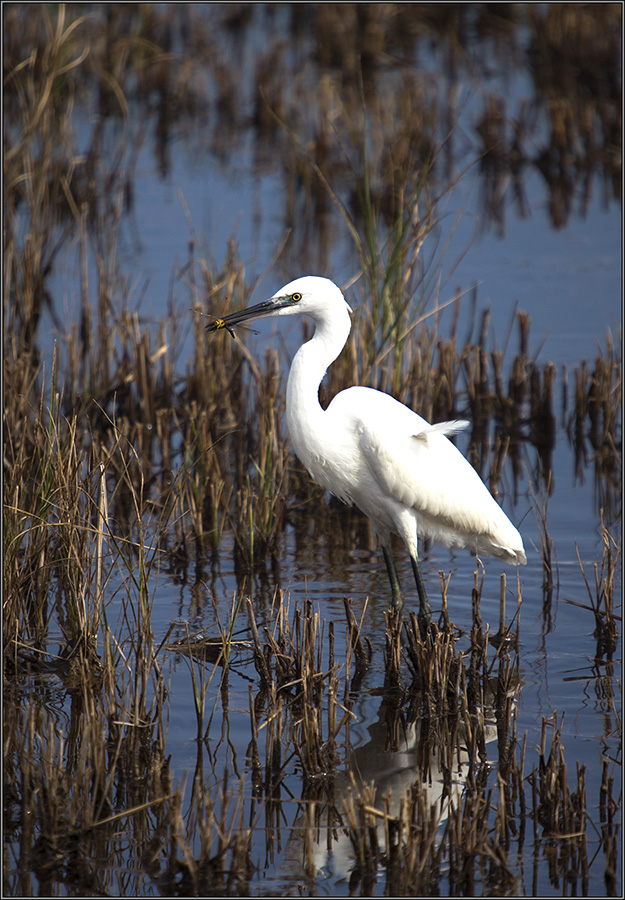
{"left": 209, "top": 275, "right": 526, "bottom": 627}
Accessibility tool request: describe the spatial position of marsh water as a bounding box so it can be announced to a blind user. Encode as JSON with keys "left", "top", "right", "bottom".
{"left": 4, "top": 5, "right": 621, "bottom": 896}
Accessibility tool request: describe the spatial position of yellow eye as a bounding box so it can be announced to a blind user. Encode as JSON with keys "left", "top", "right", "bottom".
{"left": 291, "top": 292, "right": 302, "bottom": 302}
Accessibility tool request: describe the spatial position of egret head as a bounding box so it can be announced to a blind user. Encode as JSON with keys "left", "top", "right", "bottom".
{"left": 270, "top": 276, "right": 352, "bottom": 318}
{"left": 206, "top": 275, "right": 352, "bottom": 335}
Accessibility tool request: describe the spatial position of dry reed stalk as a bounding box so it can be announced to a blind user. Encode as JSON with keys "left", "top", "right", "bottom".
{"left": 571, "top": 520, "right": 620, "bottom": 660}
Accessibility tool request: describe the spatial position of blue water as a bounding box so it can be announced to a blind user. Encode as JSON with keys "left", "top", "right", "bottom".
{"left": 21, "top": 9, "right": 622, "bottom": 893}
{"left": 37, "top": 119, "right": 620, "bottom": 897}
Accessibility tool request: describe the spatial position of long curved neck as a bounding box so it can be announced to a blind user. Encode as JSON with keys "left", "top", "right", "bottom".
{"left": 285, "top": 305, "right": 351, "bottom": 459}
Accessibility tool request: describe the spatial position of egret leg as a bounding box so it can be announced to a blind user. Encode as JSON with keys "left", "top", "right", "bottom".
{"left": 382, "top": 545, "right": 404, "bottom": 611}
{"left": 410, "top": 554, "right": 432, "bottom": 631}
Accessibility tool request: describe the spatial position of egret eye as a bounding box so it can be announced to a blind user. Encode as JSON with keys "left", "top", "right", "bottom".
{"left": 291, "top": 292, "right": 302, "bottom": 302}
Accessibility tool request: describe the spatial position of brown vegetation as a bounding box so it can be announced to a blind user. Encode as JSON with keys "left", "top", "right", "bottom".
{"left": 3, "top": 4, "right": 620, "bottom": 895}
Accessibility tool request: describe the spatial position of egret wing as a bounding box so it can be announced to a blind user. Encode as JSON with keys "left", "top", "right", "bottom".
{"left": 327, "top": 386, "right": 525, "bottom": 561}
{"left": 354, "top": 396, "right": 513, "bottom": 544}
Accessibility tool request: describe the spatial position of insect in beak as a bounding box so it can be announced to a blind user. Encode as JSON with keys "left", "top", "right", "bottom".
{"left": 213, "top": 319, "right": 237, "bottom": 338}
{"left": 202, "top": 313, "right": 259, "bottom": 338}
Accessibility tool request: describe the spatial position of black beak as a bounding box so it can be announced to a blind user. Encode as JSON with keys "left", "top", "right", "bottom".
{"left": 206, "top": 296, "right": 289, "bottom": 335}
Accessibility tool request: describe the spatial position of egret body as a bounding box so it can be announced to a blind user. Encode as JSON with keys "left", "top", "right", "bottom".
{"left": 208, "top": 276, "right": 526, "bottom": 627}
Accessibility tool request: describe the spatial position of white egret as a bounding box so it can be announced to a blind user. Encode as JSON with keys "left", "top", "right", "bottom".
{"left": 208, "top": 276, "right": 526, "bottom": 629}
